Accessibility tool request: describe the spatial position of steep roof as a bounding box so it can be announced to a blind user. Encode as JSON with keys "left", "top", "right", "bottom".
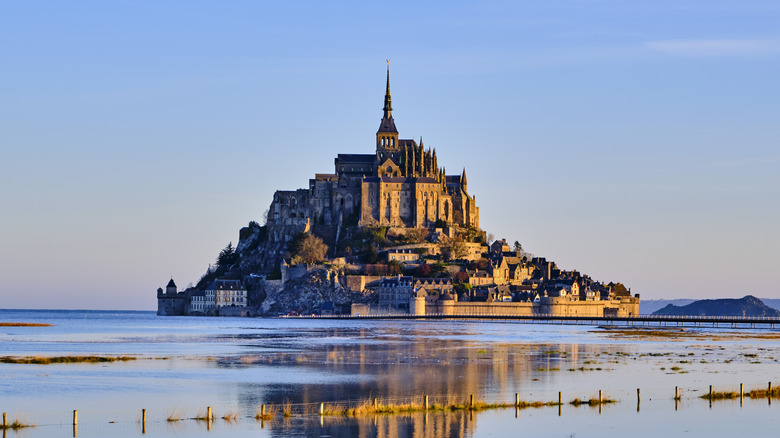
{"left": 166, "top": 278, "right": 176, "bottom": 288}
{"left": 336, "top": 154, "right": 375, "bottom": 163}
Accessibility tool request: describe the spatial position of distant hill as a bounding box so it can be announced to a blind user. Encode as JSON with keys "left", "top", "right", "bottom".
{"left": 651, "top": 295, "right": 780, "bottom": 317}
{"left": 640, "top": 299, "right": 696, "bottom": 315}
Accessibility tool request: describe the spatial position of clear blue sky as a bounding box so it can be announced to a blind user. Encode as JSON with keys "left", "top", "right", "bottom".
{"left": 1, "top": 1, "right": 778, "bottom": 309}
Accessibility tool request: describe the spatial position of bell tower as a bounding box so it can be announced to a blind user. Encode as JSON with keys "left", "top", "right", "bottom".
{"left": 376, "top": 62, "right": 399, "bottom": 152}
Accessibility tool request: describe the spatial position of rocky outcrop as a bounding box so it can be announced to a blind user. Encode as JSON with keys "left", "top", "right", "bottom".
{"left": 260, "top": 267, "right": 376, "bottom": 315}
{"left": 652, "top": 295, "right": 780, "bottom": 317}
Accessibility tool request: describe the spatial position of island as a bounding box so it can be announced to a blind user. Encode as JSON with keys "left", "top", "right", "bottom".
{"left": 157, "top": 67, "right": 639, "bottom": 318}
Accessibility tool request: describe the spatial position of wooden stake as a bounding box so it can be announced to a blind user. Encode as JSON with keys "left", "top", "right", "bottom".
{"left": 2, "top": 413, "right": 6, "bottom": 428}
{"left": 319, "top": 403, "right": 324, "bottom": 416}
{"left": 424, "top": 395, "right": 429, "bottom": 410}
{"left": 142, "top": 409, "right": 146, "bottom": 434}
{"left": 207, "top": 406, "right": 212, "bottom": 420}
{"left": 515, "top": 393, "right": 519, "bottom": 406}
{"left": 558, "top": 392, "right": 562, "bottom": 405}
{"left": 637, "top": 388, "right": 641, "bottom": 401}
{"left": 740, "top": 383, "right": 744, "bottom": 399}
{"left": 261, "top": 405, "right": 266, "bottom": 417}
{"left": 599, "top": 390, "right": 602, "bottom": 403}
{"left": 470, "top": 394, "right": 474, "bottom": 407}
{"left": 373, "top": 398, "right": 377, "bottom": 408}
{"left": 709, "top": 385, "right": 713, "bottom": 399}
{"left": 73, "top": 410, "right": 78, "bottom": 426}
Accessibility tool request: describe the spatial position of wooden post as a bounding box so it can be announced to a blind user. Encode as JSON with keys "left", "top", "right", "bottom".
{"left": 637, "top": 388, "right": 641, "bottom": 402}
{"left": 674, "top": 386, "right": 680, "bottom": 400}
{"left": 469, "top": 394, "right": 474, "bottom": 408}
{"left": 425, "top": 395, "right": 429, "bottom": 410}
{"left": 319, "top": 403, "right": 324, "bottom": 416}
{"left": 261, "top": 405, "right": 266, "bottom": 417}
{"left": 740, "top": 383, "right": 744, "bottom": 400}
{"left": 515, "top": 393, "right": 519, "bottom": 406}
{"left": 2, "top": 413, "right": 6, "bottom": 428}
{"left": 599, "top": 390, "right": 602, "bottom": 403}
{"left": 373, "top": 398, "right": 377, "bottom": 409}
{"left": 142, "top": 409, "right": 146, "bottom": 434}
{"left": 769, "top": 382, "right": 773, "bottom": 394}
{"left": 558, "top": 392, "right": 562, "bottom": 405}
{"left": 207, "top": 406, "right": 212, "bottom": 420}
{"left": 73, "top": 410, "right": 78, "bottom": 426}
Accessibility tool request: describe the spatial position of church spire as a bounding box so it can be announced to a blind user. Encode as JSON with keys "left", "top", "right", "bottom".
{"left": 377, "top": 61, "right": 398, "bottom": 134}
{"left": 383, "top": 62, "right": 392, "bottom": 119}
{"left": 461, "top": 168, "right": 468, "bottom": 192}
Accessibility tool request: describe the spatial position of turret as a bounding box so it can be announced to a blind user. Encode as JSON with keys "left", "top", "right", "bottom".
{"left": 166, "top": 278, "right": 177, "bottom": 295}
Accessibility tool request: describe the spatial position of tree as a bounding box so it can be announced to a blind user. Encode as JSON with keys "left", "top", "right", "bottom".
{"left": 294, "top": 234, "right": 328, "bottom": 265}
{"left": 446, "top": 238, "right": 468, "bottom": 261}
{"left": 453, "top": 271, "right": 469, "bottom": 284}
{"left": 217, "top": 242, "right": 239, "bottom": 268}
{"left": 415, "top": 263, "right": 432, "bottom": 277}
{"left": 387, "top": 260, "right": 402, "bottom": 275}
{"left": 363, "top": 244, "right": 378, "bottom": 264}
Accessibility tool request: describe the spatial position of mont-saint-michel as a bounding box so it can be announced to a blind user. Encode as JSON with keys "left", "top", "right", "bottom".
{"left": 157, "top": 68, "right": 639, "bottom": 317}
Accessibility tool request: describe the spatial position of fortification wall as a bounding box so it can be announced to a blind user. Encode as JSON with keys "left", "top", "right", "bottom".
{"left": 432, "top": 302, "right": 535, "bottom": 316}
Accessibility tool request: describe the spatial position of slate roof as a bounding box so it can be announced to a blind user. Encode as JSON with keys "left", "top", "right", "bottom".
{"left": 377, "top": 116, "right": 398, "bottom": 133}
{"left": 336, "top": 154, "right": 375, "bottom": 163}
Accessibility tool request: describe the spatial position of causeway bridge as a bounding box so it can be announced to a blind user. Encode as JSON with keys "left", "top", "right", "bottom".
{"left": 300, "top": 314, "right": 780, "bottom": 329}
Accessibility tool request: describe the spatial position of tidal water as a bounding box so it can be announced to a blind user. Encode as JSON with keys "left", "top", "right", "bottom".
{"left": 2, "top": 309, "right": 780, "bottom": 437}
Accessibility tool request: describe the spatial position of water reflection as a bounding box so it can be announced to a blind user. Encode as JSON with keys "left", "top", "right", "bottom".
{"left": 261, "top": 411, "right": 473, "bottom": 438}
{"left": 224, "top": 325, "right": 637, "bottom": 420}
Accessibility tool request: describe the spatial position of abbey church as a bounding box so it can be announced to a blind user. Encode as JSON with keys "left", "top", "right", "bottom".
{"left": 267, "top": 68, "right": 479, "bottom": 243}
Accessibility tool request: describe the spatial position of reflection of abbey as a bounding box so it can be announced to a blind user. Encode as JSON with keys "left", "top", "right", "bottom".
{"left": 267, "top": 67, "right": 478, "bottom": 243}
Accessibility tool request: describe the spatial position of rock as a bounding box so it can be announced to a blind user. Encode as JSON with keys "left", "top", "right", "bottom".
{"left": 260, "top": 267, "right": 375, "bottom": 315}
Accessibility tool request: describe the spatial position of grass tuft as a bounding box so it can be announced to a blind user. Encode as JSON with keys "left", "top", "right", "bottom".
{"left": 570, "top": 397, "right": 616, "bottom": 407}
{"left": 221, "top": 411, "right": 238, "bottom": 421}
{"left": 0, "top": 322, "right": 52, "bottom": 327}
{"left": 0, "top": 416, "right": 35, "bottom": 430}
{"left": 0, "top": 355, "right": 136, "bottom": 364}
{"left": 319, "top": 396, "right": 560, "bottom": 417}
{"left": 703, "top": 386, "right": 780, "bottom": 401}
{"left": 255, "top": 405, "right": 277, "bottom": 421}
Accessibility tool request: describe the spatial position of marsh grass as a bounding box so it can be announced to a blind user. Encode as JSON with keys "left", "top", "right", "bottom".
{"left": 192, "top": 410, "right": 211, "bottom": 421}
{"left": 0, "top": 322, "right": 52, "bottom": 327}
{"left": 221, "top": 411, "right": 239, "bottom": 421}
{"left": 319, "top": 396, "right": 560, "bottom": 417}
{"left": 0, "top": 355, "right": 136, "bottom": 364}
{"left": 569, "top": 397, "right": 617, "bottom": 407}
{"left": 703, "top": 386, "right": 780, "bottom": 401}
{"left": 166, "top": 410, "right": 184, "bottom": 422}
{"left": 282, "top": 400, "right": 292, "bottom": 418}
{"left": 0, "top": 416, "right": 35, "bottom": 430}
{"left": 255, "top": 405, "right": 277, "bottom": 421}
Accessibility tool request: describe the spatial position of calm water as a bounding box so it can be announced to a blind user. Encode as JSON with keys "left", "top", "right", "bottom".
{"left": 2, "top": 309, "right": 780, "bottom": 437}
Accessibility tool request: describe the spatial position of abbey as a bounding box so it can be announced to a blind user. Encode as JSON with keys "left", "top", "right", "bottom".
{"left": 267, "top": 68, "right": 478, "bottom": 243}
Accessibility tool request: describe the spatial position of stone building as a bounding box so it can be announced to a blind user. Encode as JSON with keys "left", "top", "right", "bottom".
{"left": 267, "top": 67, "right": 479, "bottom": 246}
{"left": 156, "top": 278, "right": 186, "bottom": 316}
